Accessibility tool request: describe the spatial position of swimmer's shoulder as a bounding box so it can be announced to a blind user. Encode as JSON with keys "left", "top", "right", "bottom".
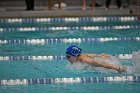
{"left": 80, "top": 54, "right": 90, "bottom": 57}
{"left": 80, "top": 53, "right": 98, "bottom": 57}
{"left": 79, "top": 53, "right": 97, "bottom": 60}
{"left": 78, "top": 54, "right": 97, "bottom": 63}
{"left": 78, "top": 54, "right": 87, "bottom": 62}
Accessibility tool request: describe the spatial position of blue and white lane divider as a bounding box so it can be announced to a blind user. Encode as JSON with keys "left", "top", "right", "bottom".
{"left": 0, "top": 54, "right": 133, "bottom": 61}
{"left": 0, "top": 16, "right": 139, "bottom": 23}
{"left": 0, "top": 76, "right": 140, "bottom": 85}
{"left": 0, "top": 37, "right": 140, "bottom": 44}
{"left": 0, "top": 25, "right": 140, "bottom": 32}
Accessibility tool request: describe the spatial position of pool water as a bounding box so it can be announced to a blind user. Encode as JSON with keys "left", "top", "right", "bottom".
{"left": 0, "top": 16, "right": 140, "bottom": 93}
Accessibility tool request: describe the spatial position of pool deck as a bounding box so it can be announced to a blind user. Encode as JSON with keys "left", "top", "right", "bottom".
{"left": 0, "top": 6, "right": 140, "bottom": 18}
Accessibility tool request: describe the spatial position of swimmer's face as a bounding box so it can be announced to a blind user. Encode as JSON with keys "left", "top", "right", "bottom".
{"left": 66, "top": 55, "right": 78, "bottom": 63}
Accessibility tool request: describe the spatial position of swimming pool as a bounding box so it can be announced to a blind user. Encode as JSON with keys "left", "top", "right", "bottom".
{"left": 0, "top": 16, "right": 140, "bottom": 93}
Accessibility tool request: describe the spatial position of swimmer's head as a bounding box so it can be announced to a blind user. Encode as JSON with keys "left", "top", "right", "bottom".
{"left": 66, "top": 45, "right": 82, "bottom": 57}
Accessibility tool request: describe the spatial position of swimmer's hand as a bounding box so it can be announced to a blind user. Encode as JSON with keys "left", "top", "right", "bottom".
{"left": 117, "top": 67, "right": 127, "bottom": 73}
{"left": 99, "top": 54, "right": 111, "bottom": 59}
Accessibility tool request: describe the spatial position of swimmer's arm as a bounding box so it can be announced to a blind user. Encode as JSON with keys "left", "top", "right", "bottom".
{"left": 84, "top": 57, "right": 120, "bottom": 71}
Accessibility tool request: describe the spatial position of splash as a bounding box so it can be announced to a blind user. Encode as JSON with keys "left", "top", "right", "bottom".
{"left": 132, "top": 50, "right": 140, "bottom": 75}
{"left": 66, "top": 61, "right": 91, "bottom": 72}
{"left": 94, "top": 56, "right": 120, "bottom": 65}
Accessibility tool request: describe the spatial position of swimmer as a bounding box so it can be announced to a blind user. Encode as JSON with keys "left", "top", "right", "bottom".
{"left": 66, "top": 45, "right": 127, "bottom": 73}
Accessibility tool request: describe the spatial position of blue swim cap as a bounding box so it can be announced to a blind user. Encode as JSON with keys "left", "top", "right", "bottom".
{"left": 66, "top": 45, "right": 82, "bottom": 56}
